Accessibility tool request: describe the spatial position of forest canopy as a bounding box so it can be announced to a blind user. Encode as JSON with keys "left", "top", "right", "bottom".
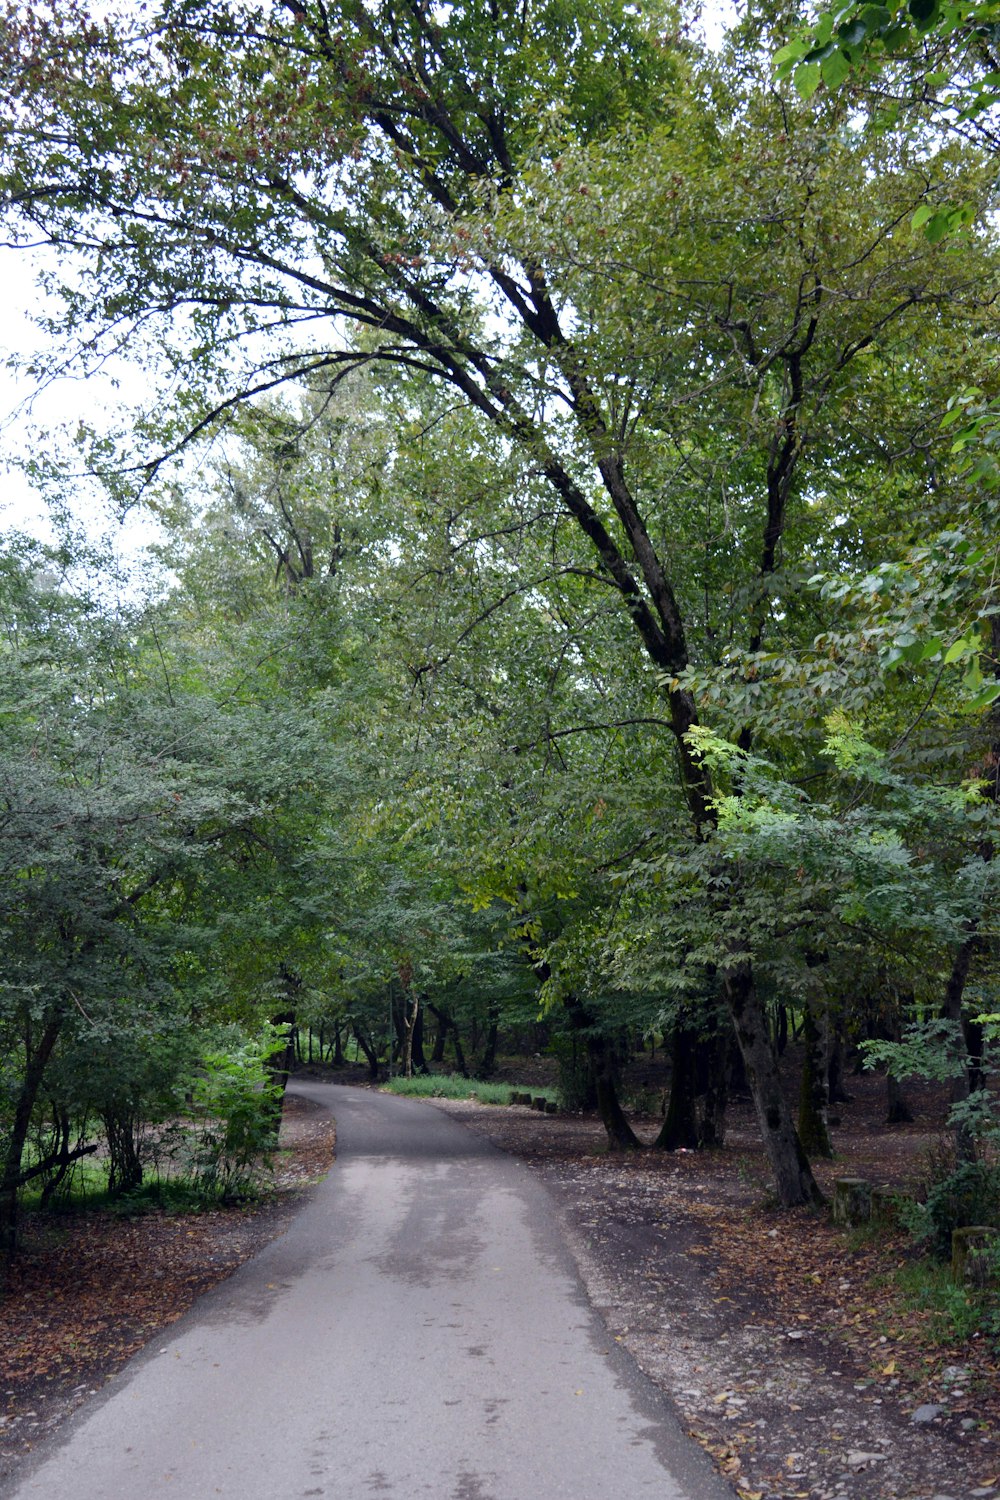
{"left": 0, "top": 0, "right": 997, "bottom": 1225}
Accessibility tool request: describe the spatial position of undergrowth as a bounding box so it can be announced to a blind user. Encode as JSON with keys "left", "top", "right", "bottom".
{"left": 889, "top": 1257, "right": 991, "bottom": 1344}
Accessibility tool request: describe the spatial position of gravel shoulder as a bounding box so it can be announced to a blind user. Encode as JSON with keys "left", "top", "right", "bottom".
{"left": 428, "top": 1091, "right": 1000, "bottom": 1500}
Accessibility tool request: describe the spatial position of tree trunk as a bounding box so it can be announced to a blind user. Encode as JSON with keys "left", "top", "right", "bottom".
{"left": 653, "top": 1020, "right": 699, "bottom": 1150}
{"left": 827, "top": 1023, "right": 853, "bottom": 1104}
{"left": 728, "top": 1029, "right": 750, "bottom": 1096}
{"left": 409, "top": 994, "right": 428, "bottom": 1073}
{"left": 775, "top": 1003, "right": 789, "bottom": 1055}
{"left": 475, "top": 1004, "right": 500, "bottom": 1079}
{"left": 885, "top": 1069, "right": 914, "bottom": 1125}
{"left": 942, "top": 931, "right": 981, "bottom": 1161}
{"left": 450, "top": 1017, "right": 469, "bottom": 1078}
{"left": 697, "top": 1021, "right": 731, "bottom": 1148}
{"left": 38, "top": 1110, "right": 98, "bottom": 1208}
{"left": 266, "top": 1005, "right": 297, "bottom": 1136}
{"left": 724, "top": 963, "right": 824, "bottom": 1207}
{"left": 797, "top": 1003, "right": 833, "bottom": 1159}
{"left": 352, "top": 1024, "right": 380, "bottom": 1081}
{"left": 104, "top": 1108, "right": 144, "bottom": 1196}
{"left": 402, "top": 989, "right": 420, "bottom": 1079}
{"left": 428, "top": 1003, "right": 449, "bottom": 1064}
{"left": 0, "top": 1010, "right": 64, "bottom": 1258}
{"left": 562, "top": 993, "right": 642, "bottom": 1152}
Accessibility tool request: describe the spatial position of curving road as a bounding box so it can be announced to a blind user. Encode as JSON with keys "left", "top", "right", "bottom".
{"left": 4, "top": 1083, "right": 732, "bottom": 1500}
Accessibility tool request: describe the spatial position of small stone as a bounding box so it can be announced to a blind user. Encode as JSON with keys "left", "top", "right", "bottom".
{"left": 961, "top": 1418, "right": 978, "bottom": 1431}
{"left": 971, "top": 1489, "right": 996, "bottom": 1497}
{"left": 846, "top": 1451, "right": 887, "bottom": 1469}
{"left": 911, "top": 1402, "right": 943, "bottom": 1424}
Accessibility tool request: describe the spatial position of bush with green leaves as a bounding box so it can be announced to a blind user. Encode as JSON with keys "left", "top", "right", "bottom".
{"left": 904, "top": 1160, "right": 1000, "bottom": 1258}
{"left": 177, "top": 1027, "right": 287, "bottom": 1202}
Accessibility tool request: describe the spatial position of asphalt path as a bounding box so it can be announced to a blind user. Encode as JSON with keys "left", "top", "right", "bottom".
{"left": 5, "top": 1082, "right": 733, "bottom": 1500}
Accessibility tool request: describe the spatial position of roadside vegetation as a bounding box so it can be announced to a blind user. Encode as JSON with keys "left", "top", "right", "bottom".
{"left": 0, "top": 0, "right": 998, "bottom": 1428}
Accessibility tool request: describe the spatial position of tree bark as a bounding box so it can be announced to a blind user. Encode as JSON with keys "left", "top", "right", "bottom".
{"left": 266, "top": 1001, "right": 297, "bottom": 1135}
{"left": 475, "top": 1004, "right": 500, "bottom": 1079}
{"left": 827, "top": 1022, "right": 853, "bottom": 1104}
{"left": 885, "top": 1069, "right": 914, "bottom": 1125}
{"left": 797, "top": 1003, "right": 833, "bottom": 1159}
{"left": 696, "top": 1022, "right": 731, "bottom": 1148}
{"left": 942, "top": 931, "right": 981, "bottom": 1161}
{"left": 428, "top": 1003, "right": 449, "bottom": 1064}
{"left": 104, "top": 1108, "right": 144, "bottom": 1196}
{"left": 724, "top": 964, "right": 825, "bottom": 1206}
{"left": 0, "top": 1010, "right": 64, "bottom": 1258}
{"left": 562, "top": 994, "right": 642, "bottom": 1152}
{"left": 653, "top": 1020, "right": 699, "bottom": 1150}
{"left": 402, "top": 989, "right": 420, "bottom": 1079}
{"left": 351, "top": 1023, "right": 381, "bottom": 1080}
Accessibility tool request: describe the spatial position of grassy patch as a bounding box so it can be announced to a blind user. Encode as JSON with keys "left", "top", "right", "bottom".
{"left": 889, "top": 1257, "right": 988, "bottom": 1344}
{"left": 382, "top": 1074, "right": 559, "bottom": 1106}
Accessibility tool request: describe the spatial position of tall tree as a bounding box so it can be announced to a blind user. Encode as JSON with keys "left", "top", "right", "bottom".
{"left": 4, "top": 0, "right": 999, "bottom": 1199}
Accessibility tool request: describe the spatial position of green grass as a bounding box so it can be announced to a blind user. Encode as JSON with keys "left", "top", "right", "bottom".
{"left": 382, "top": 1074, "right": 515, "bottom": 1104}
{"left": 382, "top": 1074, "right": 559, "bottom": 1106}
{"left": 888, "top": 1257, "right": 991, "bottom": 1344}
{"left": 19, "top": 1156, "right": 109, "bottom": 1211}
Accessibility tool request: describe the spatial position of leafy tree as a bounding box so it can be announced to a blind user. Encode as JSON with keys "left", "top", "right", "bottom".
{"left": 0, "top": 524, "right": 355, "bottom": 1252}
{"left": 775, "top": 0, "right": 1000, "bottom": 128}
{"left": 4, "top": 0, "right": 1000, "bottom": 1200}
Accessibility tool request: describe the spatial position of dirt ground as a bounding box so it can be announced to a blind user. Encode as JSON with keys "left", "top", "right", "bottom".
{"left": 428, "top": 1069, "right": 1000, "bottom": 1500}
{"left": 0, "top": 1094, "right": 335, "bottom": 1492}
{"left": 1, "top": 1070, "right": 998, "bottom": 1500}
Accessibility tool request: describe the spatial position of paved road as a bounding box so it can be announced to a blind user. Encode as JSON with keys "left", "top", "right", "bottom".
{"left": 5, "top": 1083, "right": 732, "bottom": 1500}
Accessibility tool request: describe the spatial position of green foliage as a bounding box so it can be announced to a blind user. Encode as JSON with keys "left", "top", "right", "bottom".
{"left": 863, "top": 1019, "right": 971, "bottom": 1081}
{"left": 177, "top": 1026, "right": 287, "bottom": 1201}
{"left": 774, "top": 0, "right": 1000, "bottom": 126}
{"left": 3, "top": 0, "right": 1000, "bottom": 1211}
{"left": 551, "top": 1036, "right": 599, "bottom": 1113}
{"left": 909, "top": 1160, "right": 1000, "bottom": 1256}
{"left": 381, "top": 1074, "right": 522, "bottom": 1105}
{"left": 890, "top": 1256, "right": 990, "bottom": 1343}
